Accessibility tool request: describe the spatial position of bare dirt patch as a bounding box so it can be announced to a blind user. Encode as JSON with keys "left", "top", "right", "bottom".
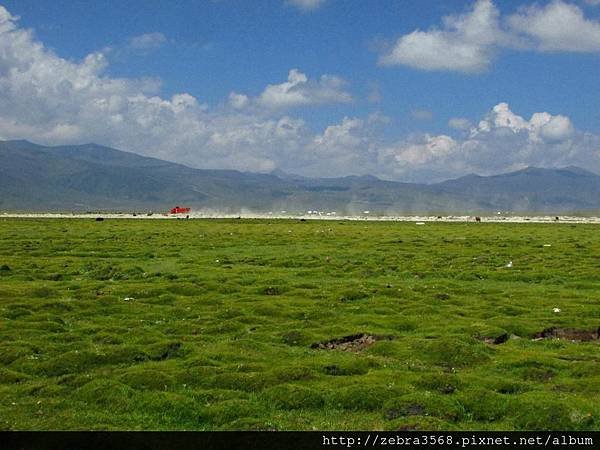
{"left": 482, "top": 333, "right": 510, "bottom": 345}
{"left": 533, "top": 327, "right": 599, "bottom": 342}
{"left": 385, "top": 404, "right": 426, "bottom": 421}
{"left": 311, "top": 333, "right": 393, "bottom": 352}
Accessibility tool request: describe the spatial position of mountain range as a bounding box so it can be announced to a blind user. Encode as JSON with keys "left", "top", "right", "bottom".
{"left": 1, "top": 140, "right": 599, "bottom": 214}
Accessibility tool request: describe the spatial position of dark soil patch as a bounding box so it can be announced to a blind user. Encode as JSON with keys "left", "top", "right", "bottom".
{"left": 323, "top": 365, "right": 343, "bottom": 375}
{"left": 483, "top": 333, "right": 510, "bottom": 345}
{"left": 385, "top": 403, "right": 425, "bottom": 420}
{"left": 149, "top": 342, "right": 183, "bottom": 361}
{"left": 440, "top": 385, "right": 456, "bottom": 394}
{"left": 311, "top": 333, "right": 394, "bottom": 352}
{"left": 533, "top": 327, "right": 599, "bottom": 342}
{"left": 396, "top": 424, "right": 419, "bottom": 431}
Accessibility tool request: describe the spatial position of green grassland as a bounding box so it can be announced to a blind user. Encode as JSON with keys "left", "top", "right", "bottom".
{"left": 0, "top": 218, "right": 598, "bottom": 431}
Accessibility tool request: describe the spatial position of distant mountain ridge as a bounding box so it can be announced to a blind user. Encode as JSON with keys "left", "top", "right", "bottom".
{"left": 1, "top": 140, "right": 599, "bottom": 213}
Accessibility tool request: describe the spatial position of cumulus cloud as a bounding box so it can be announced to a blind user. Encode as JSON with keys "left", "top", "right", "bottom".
{"left": 0, "top": 5, "right": 598, "bottom": 183}
{"left": 228, "top": 92, "right": 249, "bottom": 110}
{"left": 473, "top": 102, "right": 575, "bottom": 143}
{"left": 287, "top": 113, "right": 391, "bottom": 178}
{"left": 379, "top": 0, "right": 504, "bottom": 73}
{"left": 285, "top": 0, "right": 326, "bottom": 11}
{"left": 380, "top": 0, "right": 600, "bottom": 73}
{"left": 0, "top": 6, "right": 305, "bottom": 172}
{"left": 0, "top": 7, "right": 348, "bottom": 175}
{"left": 383, "top": 102, "right": 595, "bottom": 182}
{"left": 252, "top": 69, "right": 352, "bottom": 110}
{"left": 392, "top": 135, "right": 458, "bottom": 166}
{"left": 129, "top": 32, "right": 167, "bottom": 50}
{"left": 508, "top": 1, "right": 600, "bottom": 51}
{"left": 227, "top": 69, "right": 351, "bottom": 112}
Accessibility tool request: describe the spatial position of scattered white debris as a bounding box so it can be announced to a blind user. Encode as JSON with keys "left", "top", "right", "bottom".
{"left": 415, "top": 222, "right": 425, "bottom": 225}
{"left": 4, "top": 212, "right": 600, "bottom": 224}
{"left": 123, "top": 297, "right": 134, "bottom": 302}
{"left": 553, "top": 307, "right": 561, "bottom": 313}
{"left": 215, "top": 259, "right": 220, "bottom": 263}
{"left": 506, "top": 261, "right": 513, "bottom": 268}
{"left": 543, "top": 244, "right": 552, "bottom": 247}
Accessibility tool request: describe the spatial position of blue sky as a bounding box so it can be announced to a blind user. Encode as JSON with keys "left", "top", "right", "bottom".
{"left": 0, "top": 0, "right": 599, "bottom": 181}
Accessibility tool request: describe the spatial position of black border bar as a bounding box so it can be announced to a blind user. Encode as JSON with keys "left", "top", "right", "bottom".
{"left": 1, "top": 431, "right": 598, "bottom": 450}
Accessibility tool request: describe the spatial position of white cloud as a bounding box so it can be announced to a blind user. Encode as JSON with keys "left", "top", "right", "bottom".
{"left": 254, "top": 69, "right": 352, "bottom": 110}
{"left": 379, "top": 0, "right": 504, "bottom": 73}
{"left": 225, "top": 70, "right": 352, "bottom": 111}
{"left": 299, "top": 114, "right": 387, "bottom": 177}
{"left": 532, "top": 114, "right": 575, "bottom": 142}
{"left": 0, "top": 5, "right": 17, "bottom": 32}
{"left": 129, "top": 32, "right": 167, "bottom": 50}
{"left": 475, "top": 102, "right": 529, "bottom": 133}
{"left": 380, "top": 0, "right": 600, "bottom": 73}
{"left": 0, "top": 6, "right": 303, "bottom": 173}
{"left": 392, "top": 134, "right": 458, "bottom": 166}
{"left": 508, "top": 1, "right": 600, "bottom": 52}
{"left": 0, "top": 5, "right": 598, "bottom": 183}
{"left": 285, "top": 0, "right": 325, "bottom": 11}
{"left": 474, "top": 102, "right": 574, "bottom": 143}
{"left": 228, "top": 92, "right": 249, "bottom": 110}
{"left": 381, "top": 102, "right": 592, "bottom": 182}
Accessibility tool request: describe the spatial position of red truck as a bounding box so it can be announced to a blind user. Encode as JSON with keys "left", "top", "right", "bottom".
{"left": 170, "top": 206, "right": 191, "bottom": 215}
